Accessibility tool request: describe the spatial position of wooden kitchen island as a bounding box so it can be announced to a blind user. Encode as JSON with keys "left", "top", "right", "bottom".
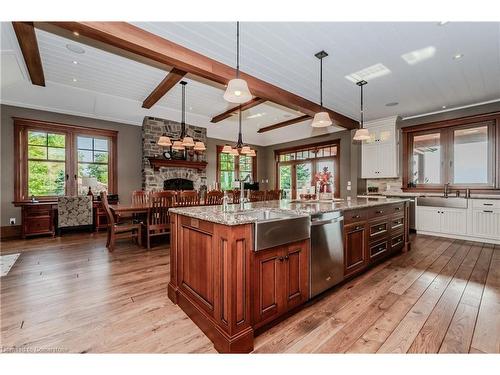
{"left": 168, "top": 198, "right": 410, "bottom": 353}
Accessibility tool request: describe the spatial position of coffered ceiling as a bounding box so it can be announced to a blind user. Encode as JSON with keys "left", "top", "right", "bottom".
{"left": 1, "top": 22, "right": 499, "bottom": 146}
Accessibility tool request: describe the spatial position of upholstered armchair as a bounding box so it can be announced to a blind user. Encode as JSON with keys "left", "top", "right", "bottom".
{"left": 58, "top": 196, "right": 93, "bottom": 232}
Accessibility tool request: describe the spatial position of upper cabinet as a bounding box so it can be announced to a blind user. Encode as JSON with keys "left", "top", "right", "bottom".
{"left": 361, "top": 116, "right": 400, "bottom": 179}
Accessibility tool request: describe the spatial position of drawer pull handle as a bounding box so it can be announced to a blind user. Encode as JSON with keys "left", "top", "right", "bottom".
{"left": 375, "top": 210, "right": 383, "bottom": 214}
{"left": 394, "top": 207, "right": 401, "bottom": 211}
{"left": 278, "top": 257, "right": 284, "bottom": 262}
{"left": 483, "top": 210, "right": 493, "bottom": 213}
{"left": 352, "top": 215, "right": 360, "bottom": 219}
{"left": 483, "top": 203, "right": 493, "bottom": 206}
{"left": 354, "top": 225, "right": 363, "bottom": 231}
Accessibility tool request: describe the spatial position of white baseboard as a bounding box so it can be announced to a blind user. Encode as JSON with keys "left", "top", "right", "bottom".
{"left": 416, "top": 230, "right": 500, "bottom": 245}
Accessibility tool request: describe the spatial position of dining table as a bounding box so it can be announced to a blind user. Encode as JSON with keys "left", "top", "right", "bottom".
{"left": 109, "top": 202, "right": 152, "bottom": 215}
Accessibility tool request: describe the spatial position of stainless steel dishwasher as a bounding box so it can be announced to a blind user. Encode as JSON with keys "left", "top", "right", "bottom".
{"left": 310, "top": 211, "right": 344, "bottom": 298}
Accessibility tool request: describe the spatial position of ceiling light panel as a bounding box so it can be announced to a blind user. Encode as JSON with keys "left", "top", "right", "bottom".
{"left": 401, "top": 46, "right": 436, "bottom": 65}
{"left": 345, "top": 63, "right": 391, "bottom": 83}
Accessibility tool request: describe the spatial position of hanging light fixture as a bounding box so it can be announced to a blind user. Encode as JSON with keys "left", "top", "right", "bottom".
{"left": 311, "top": 50, "right": 332, "bottom": 128}
{"left": 193, "top": 141, "right": 206, "bottom": 151}
{"left": 221, "top": 144, "right": 233, "bottom": 153}
{"left": 223, "top": 21, "right": 252, "bottom": 104}
{"left": 157, "top": 135, "right": 172, "bottom": 147}
{"left": 222, "top": 106, "right": 255, "bottom": 156}
{"left": 353, "top": 80, "right": 370, "bottom": 141}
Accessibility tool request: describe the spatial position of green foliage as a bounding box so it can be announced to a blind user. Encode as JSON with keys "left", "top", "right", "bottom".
{"left": 28, "top": 161, "right": 65, "bottom": 196}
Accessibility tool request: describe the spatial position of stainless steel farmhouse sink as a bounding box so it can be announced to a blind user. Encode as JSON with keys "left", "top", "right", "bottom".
{"left": 236, "top": 210, "right": 310, "bottom": 251}
{"left": 417, "top": 196, "right": 468, "bottom": 209}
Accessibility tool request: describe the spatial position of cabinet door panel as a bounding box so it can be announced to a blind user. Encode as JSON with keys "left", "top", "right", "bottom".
{"left": 361, "top": 145, "right": 378, "bottom": 178}
{"left": 416, "top": 207, "right": 441, "bottom": 232}
{"left": 253, "top": 248, "right": 281, "bottom": 325}
{"left": 377, "top": 142, "right": 397, "bottom": 178}
{"left": 344, "top": 223, "right": 368, "bottom": 277}
{"left": 471, "top": 210, "right": 500, "bottom": 238}
{"left": 284, "top": 242, "right": 309, "bottom": 311}
{"left": 441, "top": 209, "right": 467, "bottom": 235}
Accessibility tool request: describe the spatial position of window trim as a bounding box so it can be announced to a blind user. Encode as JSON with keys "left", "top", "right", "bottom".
{"left": 402, "top": 111, "right": 500, "bottom": 192}
{"left": 215, "top": 145, "right": 257, "bottom": 190}
{"left": 274, "top": 139, "right": 341, "bottom": 199}
{"left": 14, "top": 117, "right": 118, "bottom": 202}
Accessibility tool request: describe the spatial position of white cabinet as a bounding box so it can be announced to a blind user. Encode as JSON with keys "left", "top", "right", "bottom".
{"left": 471, "top": 209, "right": 500, "bottom": 238}
{"left": 416, "top": 206, "right": 467, "bottom": 235}
{"left": 361, "top": 116, "right": 399, "bottom": 179}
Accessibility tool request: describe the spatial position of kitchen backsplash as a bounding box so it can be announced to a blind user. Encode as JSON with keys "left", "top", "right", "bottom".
{"left": 366, "top": 177, "right": 403, "bottom": 194}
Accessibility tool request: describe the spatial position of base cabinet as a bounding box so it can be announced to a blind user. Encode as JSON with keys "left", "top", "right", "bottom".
{"left": 252, "top": 240, "right": 309, "bottom": 328}
{"left": 344, "top": 222, "right": 368, "bottom": 277}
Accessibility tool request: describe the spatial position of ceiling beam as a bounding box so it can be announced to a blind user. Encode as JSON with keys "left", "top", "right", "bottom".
{"left": 142, "top": 68, "right": 186, "bottom": 109}
{"left": 211, "top": 97, "right": 266, "bottom": 123}
{"left": 40, "top": 22, "right": 357, "bottom": 130}
{"left": 12, "top": 22, "right": 45, "bottom": 86}
{"left": 257, "top": 115, "right": 312, "bottom": 133}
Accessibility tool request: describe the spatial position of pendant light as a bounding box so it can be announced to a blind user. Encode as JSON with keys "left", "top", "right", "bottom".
{"left": 311, "top": 50, "right": 332, "bottom": 128}
{"left": 157, "top": 135, "right": 172, "bottom": 147}
{"left": 222, "top": 106, "right": 255, "bottom": 156}
{"left": 180, "top": 81, "right": 195, "bottom": 148}
{"left": 353, "top": 80, "right": 371, "bottom": 141}
{"left": 223, "top": 22, "right": 252, "bottom": 104}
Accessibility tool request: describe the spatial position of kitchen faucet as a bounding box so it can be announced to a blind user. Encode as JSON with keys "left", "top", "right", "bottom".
{"left": 239, "top": 174, "right": 252, "bottom": 210}
{"left": 443, "top": 183, "right": 450, "bottom": 198}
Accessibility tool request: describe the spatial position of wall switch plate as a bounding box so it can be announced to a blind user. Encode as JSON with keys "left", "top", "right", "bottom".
{"left": 9, "top": 218, "right": 16, "bottom": 225}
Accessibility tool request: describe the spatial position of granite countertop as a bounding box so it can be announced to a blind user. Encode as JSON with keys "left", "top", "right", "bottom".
{"left": 370, "top": 192, "right": 500, "bottom": 200}
{"left": 169, "top": 197, "right": 409, "bottom": 226}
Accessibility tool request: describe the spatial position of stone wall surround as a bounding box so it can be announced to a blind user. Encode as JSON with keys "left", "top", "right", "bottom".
{"left": 142, "top": 116, "right": 207, "bottom": 192}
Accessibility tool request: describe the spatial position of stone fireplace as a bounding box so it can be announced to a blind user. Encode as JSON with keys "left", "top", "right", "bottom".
{"left": 142, "top": 116, "right": 207, "bottom": 192}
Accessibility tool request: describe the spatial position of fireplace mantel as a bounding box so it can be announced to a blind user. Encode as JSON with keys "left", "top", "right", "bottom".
{"left": 148, "top": 157, "right": 208, "bottom": 172}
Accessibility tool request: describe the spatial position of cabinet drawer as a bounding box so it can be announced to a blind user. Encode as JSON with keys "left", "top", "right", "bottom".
{"left": 25, "top": 206, "right": 52, "bottom": 217}
{"left": 391, "top": 233, "right": 405, "bottom": 250}
{"left": 344, "top": 209, "right": 367, "bottom": 224}
{"left": 390, "top": 216, "right": 405, "bottom": 231}
{"left": 369, "top": 220, "right": 389, "bottom": 238}
{"left": 472, "top": 199, "right": 500, "bottom": 209}
{"left": 368, "top": 206, "right": 389, "bottom": 219}
{"left": 369, "top": 239, "right": 389, "bottom": 261}
{"left": 24, "top": 217, "right": 52, "bottom": 234}
{"left": 391, "top": 203, "right": 405, "bottom": 214}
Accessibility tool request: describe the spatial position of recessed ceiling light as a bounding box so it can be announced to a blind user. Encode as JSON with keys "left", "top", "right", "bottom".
{"left": 437, "top": 21, "right": 449, "bottom": 26}
{"left": 72, "top": 78, "right": 78, "bottom": 82}
{"left": 73, "top": 31, "right": 80, "bottom": 37}
{"left": 401, "top": 46, "right": 436, "bottom": 65}
{"left": 345, "top": 63, "right": 391, "bottom": 83}
{"left": 385, "top": 102, "right": 399, "bottom": 107}
{"left": 453, "top": 53, "right": 464, "bottom": 60}
{"left": 442, "top": 105, "right": 447, "bottom": 109}
{"left": 72, "top": 60, "right": 78, "bottom": 65}
{"left": 246, "top": 112, "right": 265, "bottom": 119}
{"left": 66, "top": 44, "right": 85, "bottom": 54}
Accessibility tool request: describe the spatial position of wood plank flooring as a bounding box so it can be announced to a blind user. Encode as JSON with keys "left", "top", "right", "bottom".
{"left": 1, "top": 233, "right": 498, "bottom": 353}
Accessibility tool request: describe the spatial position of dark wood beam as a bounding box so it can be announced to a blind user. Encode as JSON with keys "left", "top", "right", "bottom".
{"left": 40, "top": 22, "right": 357, "bottom": 130}
{"left": 211, "top": 97, "right": 266, "bottom": 123}
{"left": 142, "top": 68, "right": 186, "bottom": 109}
{"left": 12, "top": 22, "right": 45, "bottom": 86}
{"left": 257, "top": 115, "right": 312, "bottom": 133}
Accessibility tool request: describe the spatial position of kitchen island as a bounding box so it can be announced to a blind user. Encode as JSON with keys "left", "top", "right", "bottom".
{"left": 168, "top": 198, "right": 410, "bottom": 353}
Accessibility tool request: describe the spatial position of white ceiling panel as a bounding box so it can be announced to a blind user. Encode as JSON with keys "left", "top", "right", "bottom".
{"left": 2, "top": 21, "right": 500, "bottom": 146}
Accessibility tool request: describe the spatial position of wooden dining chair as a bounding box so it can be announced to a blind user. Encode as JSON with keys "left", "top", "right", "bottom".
{"left": 132, "top": 190, "right": 149, "bottom": 205}
{"left": 265, "top": 189, "right": 281, "bottom": 201}
{"left": 100, "top": 191, "right": 141, "bottom": 252}
{"left": 205, "top": 190, "right": 224, "bottom": 205}
{"left": 144, "top": 191, "right": 175, "bottom": 249}
{"left": 175, "top": 191, "right": 200, "bottom": 206}
{"left": 231, "top": 190, "right": 240, "bottom": 204}
{"left": 249, "top": 190, "right": 266, "bottom": 202}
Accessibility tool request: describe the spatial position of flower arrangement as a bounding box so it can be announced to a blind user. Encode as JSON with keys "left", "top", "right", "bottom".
{"left": 313, "top": 167, "right": 333, "bottom": 193}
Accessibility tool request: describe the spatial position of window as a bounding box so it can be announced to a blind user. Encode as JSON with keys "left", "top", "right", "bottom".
{"left": 403, "top": 114, "right": 499, "bottom": 191}
{"left": 216, "top": 146, "right": 257, "bottom": 190}
{"left": 14, "top": 118, "right": 117, "bottom": 201}
{"left": 27, "top": 131, "right": 67, "bottom": 196}
{"left": 275, "top": 140, "right": 340, "bottom": 199}
{"left": 77, "top": 136, "right": 110, "bottom": 195}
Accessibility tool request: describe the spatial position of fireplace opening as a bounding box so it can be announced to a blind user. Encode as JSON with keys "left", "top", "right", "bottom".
{"left": 164, "top": 178, "right": 194, "bottom": 191}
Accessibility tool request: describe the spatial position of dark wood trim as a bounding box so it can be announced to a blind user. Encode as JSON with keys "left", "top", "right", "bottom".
{"left": 12, "top": 22, "right": 45, "bottom": 86}
{"left": 257, "top": 115, "right": 311, "bottom": 133}
{"left": 0, "top": 225, "right": 22, "bottom": 241}
{"left": 148, "top": 157, "right": 207, "bottom": 172}
{"left": 142, "top": 68, "right": 186, "bottom": 109}
{"left": 215, "top": 145, "right": 257, "bottom": 187}
{"left": 401, "top": 112, "right": 500, "bottom": 191}
{"left": 39, "top": 22, "right": 357, "bottom": 130}
{"left": 13, "top": 117, "right": 118, "bottom": 202}
{"left": 274, "top": 139, "right": 341, "bottom": 155}
{"left": 210, "top": 98, "right": 266, "bottom": 123}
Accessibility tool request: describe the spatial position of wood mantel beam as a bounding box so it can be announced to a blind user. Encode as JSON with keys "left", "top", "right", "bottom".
{"left": 40, "top": 22, "right": 357, "bottom": 130}
{"left": 142, "top": 68, "right": 186, "bottom": 109}
{"left": 211, "top": 97, "right": 266, "bottom": 123}
{"left": 257, "top": 115, "right": 312, "bottom": 133}
{"left": 12, "top": 22, "right": 45, "bottom": 86}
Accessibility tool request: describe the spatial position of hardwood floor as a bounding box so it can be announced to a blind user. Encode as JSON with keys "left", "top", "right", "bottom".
{"left": 1, "top": 233, "right": 498, "bottom": 353}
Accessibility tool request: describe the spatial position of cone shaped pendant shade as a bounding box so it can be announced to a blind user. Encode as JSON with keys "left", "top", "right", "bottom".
{"left": 311, "top": 111, "right": 332, "bottom": 128}
{"left": 353, "top": 80, "right": 370, "bottom": 141}
{"left": 311, "top": 50, "right": 332, "bottom": 128}
{"left": 224, "top": 22, "right": 252, "bottom": 104}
